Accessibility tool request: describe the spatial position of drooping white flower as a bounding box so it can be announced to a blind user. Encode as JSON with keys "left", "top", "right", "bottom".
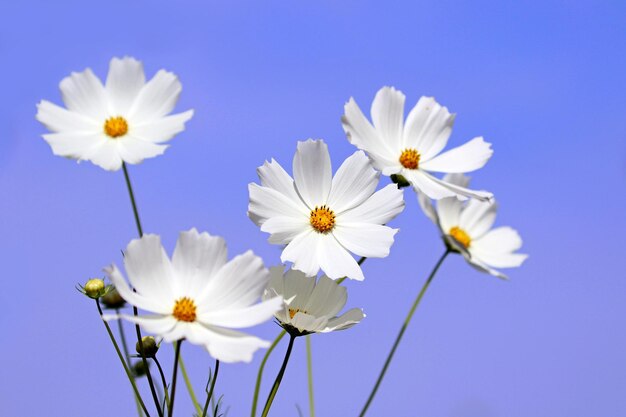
{"left": 103, "top": 229, "right": 282, "bottom": 363}
{"left": 342, "top": 86, "right": 493, "bottom": 201}
{"left": 418, "top": 174, "right": 528, "bottom": 279}
{"left": 248, "top": 139, "right": 405, "bottom": 281}
{"left": 263, "top": 266, "right": 364, "bottom": 336}
{"left": 36, "top": 56, "right": 193, "bottom": 171}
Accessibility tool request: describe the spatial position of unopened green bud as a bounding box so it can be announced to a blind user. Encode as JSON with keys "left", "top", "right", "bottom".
{"left": 84, "top": 278, "right": 106, "bottom": 299}
{"left": 136, "top": 336, "right": 159, "bottom": 358}
{"left": 100, "top": 287, "right": 126, "bottom": 309}
{"left": 131, "top": 360, "right": 151, "bottom": 377}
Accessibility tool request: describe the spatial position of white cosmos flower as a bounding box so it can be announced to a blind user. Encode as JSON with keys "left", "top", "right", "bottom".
{"left": 263, "top": 266, "right": 364, "bottom": 336}
{"left": 103, "top": 229, "right": 283, "bottom": 363}
{"left": 418, "top": 174, "right": 528, "bottom": 279}
{"left": 248, "top": 139, "right": 405, "bottom": 281}
{"left": 36, "top": 56, "right": 193, "bottom": 171}
{"left": 342, "top": 86, "right": 493, "bottom": 201}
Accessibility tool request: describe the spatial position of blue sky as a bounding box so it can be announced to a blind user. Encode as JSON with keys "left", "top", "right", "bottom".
{"left": 1, "top": 1, "right": 625, "bottom": 416}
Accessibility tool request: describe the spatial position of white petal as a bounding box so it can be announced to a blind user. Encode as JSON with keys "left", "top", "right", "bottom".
{"left": 327, "top": 151, "right": 380, "bottom": 213}
{"left": 342, "top": 97, "right": 399, "bottom": 172}
{"left": 442, "top": 173, "right": 470, "bottom": 188}
{"left": 198, "top": 296, "right": 282, "bottom": 328}
{"left": 403, "top": 96, "right": 455, "bottom": 160}
{"left": 198, "top": 250, "right": 268, "bottom": 310}
{"left": 471, "top": 226, "right": 524, "bottom": 255}
{"left": 261, "top": 216, "right": 310, "bottom": 245}
{"left": 405, "top": 170, "right": 457, "bottom": 200}
{"left": 117, "top": 136, "right": 168, "bottom": 165}
{"left": 60, "top": 68, "right": 108, "bottom": 120}
{"left": 171, "top": 229, "right": 228, "bottom": 296}
{"left": 114, "top": 314, "right": 178, "bottom": 337}
{"left": 130, "top": 110, "right": 194, "bottom": 143}
{"left": 437, "top": 197, "right": 464, "bottom": 233}
{"left": 414, "top": 170, "right": 493, "bottom": 201}
{"left": 124, "top": 234, "right": 176, "bottom": 302}
{"left": 42, "top": 132, "right": 106, "bottom": 162}
{"left": 36, "top": 100, "right": 100, "bottom": 132}
{"left": 333, "top": 223, "right": 398, "bottom": 258}
{"left": 257, "top": 158, "right": 300, "bottom": 202}
{"left": 338, "top": 184, "right": 405, "bottom": 225}
{"left": 293, "top": 139, "right": 332, "bottom": 208}
{"left": 278, "top": 268, "right": 316, "bottom": 311}
{"left": 371, "top": 86, "right": 405, "bottom": 152}
{"left": 248, "top": 183, "right": 309, "bottom": 226}
{"left": 129, "top": 69, "right": 182, "bottom": 122}
{"left": 420, "top": 137, "right": 493, "bottom": 173}
{"left": 316, "top": 234, "right": 364, "bottom": 281}
{"left": 106, "top": 57, "right": 146, "bottom": 115}
{"left": 463, "top": 254, "right": 510, "bottom": 279}
{"left": 84, "top": 139, "right": 124, "bottom": 171}
{"left": 291, "top": 312, "right": 329, "bottom": 333}
{"left": 281, "top": 230, "right": 322, "bottom": 277}
{"left": 417, "top": 191, "right": 439, "bottom": 225}
{"left": 323, "top": 308, "right": 364, "bottom": 332}
{"left": 104, "top": 265, "right": 171, "bottom": 314}
{"left": 303, "top": 275, "right": 347, "bottom": 318}
{"left": 459, "top": 199, "right": 497, "bottom": 238}
{"left": 193, "top": 324, "right": 270, "bottom": 363}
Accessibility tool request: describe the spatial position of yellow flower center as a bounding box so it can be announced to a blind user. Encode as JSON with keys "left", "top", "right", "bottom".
{"left": 172, "top": 297, "right": 197, "bottom": 322}
{"left": 104, "top": 116, "right": 129, "bottom": 138}
{"left": 310, "top": 205, "right": 335, "bottom": 233}
{"left": 449, "top": 226, "right": 471, "bottom": 248}
{"left": 399, "top": 148, "right": 420, "bottom": 169}
{"left": 289, "top": 308, "right": 307, "bottom": 319}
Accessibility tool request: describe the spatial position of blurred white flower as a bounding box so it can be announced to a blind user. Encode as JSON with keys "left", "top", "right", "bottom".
{"left": 263, "top": 266, "right": 364, "bottom": 336}
{"left": 342, "top": 86, "right": 493, "bottom": 201}
{"left": 418, "top": 174, "right": 528, "bottom": 279}
{"left": 36, "top": 56, "right": 193, "bottom": 171}
{"left": 103, "top": 229, "right": 282, "bottom": 363}
{"left": 248, "top": 139, "right": 405, "bottom": 281}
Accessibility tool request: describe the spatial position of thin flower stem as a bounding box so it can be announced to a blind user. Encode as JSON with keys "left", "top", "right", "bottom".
{"left": 251, "top": 330, "right": 287, "bottom": 417}
{"left": 358, "top": 250, "right": 450, "bottom": 417}
{"left": 168, "top": 340, "right": 183, "bottom": 417}
{"left": 96, "top": 300, "right": 151, "bottom": 417}
{"left": 261, "top": 334, "right": 297, "bottom": 417}
{"left": 122, "top": 162, "right": 164, "bottom": 417}
{"left": 201, "top": 360, "right": 221, "bottom": 417}
{"left": 116, "top": 309, "right": 144, "bottom": 417}
{"left": 154, "top": 356, "right": 170, "bottom": 414}
{"left": 305, "top": 335, "right": 315, "bottom": 417}
{"left": 179, "top": 355, "right": 203, "bottom": 415}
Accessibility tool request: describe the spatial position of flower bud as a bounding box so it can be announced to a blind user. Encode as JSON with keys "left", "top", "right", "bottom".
{"left": 131, "top": 360, "right": 150, "bottom": 377}
{"left": 136, "top": 336, "right": 159, "bottom": 358}
{"left": 84, "top": 278, "right": 106, "bottom": 299}
{"left": 100, "top": 287, "right": 126, "bottom": 309}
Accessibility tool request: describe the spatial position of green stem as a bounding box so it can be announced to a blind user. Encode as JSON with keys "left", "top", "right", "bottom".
{"left": 116, "top": 309, "right": 144, "bottom": 417}
{"left": 261, "top": 334, "right": 296, "bottom": 417}
{"left": 305, "top": 335, "right": 315, "bottom": 417}
{"left": 202, "top": 360, "right": 221, "bottom": 417}
{"left": 168, "top": 341, "right": 183, "bottom": 417}
{"left": 154, "top": 356, "right": 170, "bottom": 414}
{"left": 122, "top": 162, "right": 163, "bottom": 417}
{"left": 96, "top": 300, "right": 151, "bottom": 417}
{"left": 251, "top": 330, "right": 287, "bottom": 417}
{"left": 179, "top": 355, "right": 203, "bottom": 415}
{"left": 358, "top": 250, "right": 450, "bottom": 417}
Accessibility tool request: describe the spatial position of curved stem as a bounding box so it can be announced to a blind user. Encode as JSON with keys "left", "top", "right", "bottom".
{"left": 202, "top": 360, "right": 221, "bottom": 417}
{"left": 168, "top": 341, "right": 183, "bottom": 417}
{"left": 358, "top": 250, "right": 450, "bottom": 417}
{"left": 154, "top": 356, "right": 170, "bottom": 414}
{"left": 96, "top": 300, "right": 151, "bottom": 417}
{"left": 261, "top": 334, "right": 296, "bottom": 417}
{"left": 179, "top": 355, "right": 203, "bottom": 415}
{"left": 251, "top": 330, "right": 287, "bottom": 417}
{"left": 305, "top": 335, "right": 315, "bottom": 417}
{"left": 116, "top": 309, "right": 144, "bottom": 417}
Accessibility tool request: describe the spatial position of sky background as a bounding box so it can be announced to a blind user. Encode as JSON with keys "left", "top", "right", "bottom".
{"left": 1, "top": 1, "right": 625, "bottom": 416}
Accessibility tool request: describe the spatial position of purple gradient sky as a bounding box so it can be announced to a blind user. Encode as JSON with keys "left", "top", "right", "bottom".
{"left": 1, "top": 1, "right": 626, "bottom": 416}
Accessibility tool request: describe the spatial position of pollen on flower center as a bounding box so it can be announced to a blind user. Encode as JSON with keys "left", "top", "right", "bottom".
{"left": 449, "top": 226, "right": 471, "bottom": 248}
{"left": 399, "top": 148, "right": 420, "bottom": 169}
{"left": 310, "top": 205, "right": 335, "bottom": 233}
{"left": 104, "top": 116, "right": 129, "bottom": 138}
{"left": 172, "top": 297, "right": 197, "bottom": 322}
{"left": 289, "top": 308, "right": 307, "bottom": 319}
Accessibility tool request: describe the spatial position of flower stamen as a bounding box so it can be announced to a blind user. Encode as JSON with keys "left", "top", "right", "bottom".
{"left": 104, "top": 116, "right": 129, "bottom": 138}
{"left": 449, "top": 226, "right": 471, "bottom": 248}
{"left": 289, "top": 308, "right": 307, "bottom": 319}
{"left": 399, "top": 148, "right": 420, "bottom": 169}
{"left": 310, "top": 205, "right": 335, "bottom": 233}
{"left": 172, "top": 297, "right": 197, "bottom": 322}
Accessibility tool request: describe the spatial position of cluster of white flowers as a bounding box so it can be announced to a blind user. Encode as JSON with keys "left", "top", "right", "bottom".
{"left": 37, "top": 56, "right": 527, "bottom": 415}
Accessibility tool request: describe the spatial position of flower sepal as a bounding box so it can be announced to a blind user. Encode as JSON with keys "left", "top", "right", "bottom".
{"left": 390, "top": 174, "right": 411, "bottom": 189}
